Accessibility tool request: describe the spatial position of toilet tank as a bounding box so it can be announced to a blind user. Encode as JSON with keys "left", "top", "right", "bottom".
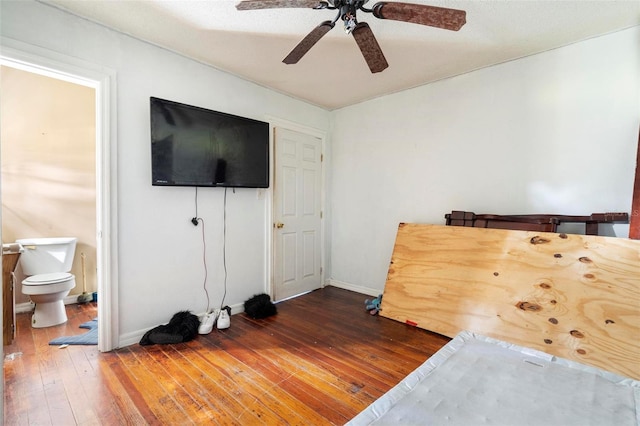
{"left": 16, "top": 237, "right": 77, "bottom": 275}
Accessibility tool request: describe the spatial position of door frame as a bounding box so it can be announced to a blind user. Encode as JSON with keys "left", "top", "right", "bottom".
{"left": 0, "top": 37, "right": 119, "bottom": 351}
{"left": 265, "top": 116, "right": 327, "bottom": 300}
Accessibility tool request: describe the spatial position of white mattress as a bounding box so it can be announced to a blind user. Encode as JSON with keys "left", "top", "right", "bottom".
{"left": 347, "top": 330, "right": 640, "bottom": 426}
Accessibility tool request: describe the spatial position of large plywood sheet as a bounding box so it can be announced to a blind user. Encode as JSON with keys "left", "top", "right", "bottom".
{"left": 381, "top": 224, "right": 640, "bottom": 380}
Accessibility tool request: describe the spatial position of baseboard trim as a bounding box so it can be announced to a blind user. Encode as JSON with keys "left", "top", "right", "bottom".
{"left": 118, "top": 330, "right": 145, "bottom": 349}
{"left": 17, "top": 288, "right": 381, "bottom": 347}
{"left": 15, "top": 302, "right": 34, "bottom": 314}
{"left": 327, "top": 279, "right": 382, "bottom": 297}
{"left": 15, "top": 294, "right": 83, "bottom": 314}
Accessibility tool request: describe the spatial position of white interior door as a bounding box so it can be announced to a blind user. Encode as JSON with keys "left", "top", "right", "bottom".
{"left": 273, "top": 127, "right": 323, "bottom": 301}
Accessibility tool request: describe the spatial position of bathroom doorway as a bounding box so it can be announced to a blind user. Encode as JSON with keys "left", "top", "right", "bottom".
{"left": 0, "top": 43, "right": 117, "bottom": 352}
{"left": 1, "top": 65, "right": 97, "bottom": 312}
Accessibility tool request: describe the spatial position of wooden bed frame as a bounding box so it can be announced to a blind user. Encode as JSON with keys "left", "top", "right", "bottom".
{"left": 381, "top": 224, "right": 640, "bottom": 380}
{"left": 444, "top": 210, "right": 629, "bottom": 235}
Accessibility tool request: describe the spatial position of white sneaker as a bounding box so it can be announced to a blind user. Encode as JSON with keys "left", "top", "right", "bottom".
{"left": 216, "top": 310, "right": 230, "bottom": 329}
{"left": 198, "top": 310, "right": 218, "bottom": 334}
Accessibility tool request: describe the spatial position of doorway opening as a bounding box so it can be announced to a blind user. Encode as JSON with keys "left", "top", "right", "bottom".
{"left": 1, "top": 42, "right": 117, "bottom": 351}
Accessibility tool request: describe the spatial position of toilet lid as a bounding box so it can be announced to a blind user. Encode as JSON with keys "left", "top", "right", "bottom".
{"left": 23, "top": 272, "right": 73, "bottom": 285}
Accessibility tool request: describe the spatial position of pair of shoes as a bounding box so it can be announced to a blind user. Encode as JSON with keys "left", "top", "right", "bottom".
{"left": 198, "top": 309, "right": 219, "bottom": 334}
{"left": 217, "top": 308, "right": 230, "bottom": 329}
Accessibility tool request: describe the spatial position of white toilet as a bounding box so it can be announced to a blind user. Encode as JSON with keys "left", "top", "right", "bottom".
{"left": 16, "top": 237, "right": 77, "bottom": 328}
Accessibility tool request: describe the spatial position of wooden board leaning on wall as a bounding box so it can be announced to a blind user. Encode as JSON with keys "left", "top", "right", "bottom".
{"left": 630, "top": 128, "right": 640, "bottom": 239}
{"left": 381, "top": 224, "right": 640, "bottom": 380}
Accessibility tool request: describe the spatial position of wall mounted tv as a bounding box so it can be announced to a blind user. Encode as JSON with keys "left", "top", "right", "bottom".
{"left": 150, "top": 97, "right": 269, "bottom": 188}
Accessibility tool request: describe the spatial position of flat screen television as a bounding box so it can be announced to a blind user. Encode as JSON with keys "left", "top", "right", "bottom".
{"left": 150, "top": 97, "right": 269, "bottom": 188}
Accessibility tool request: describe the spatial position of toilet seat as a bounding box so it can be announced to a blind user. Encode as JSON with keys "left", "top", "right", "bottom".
{"left": 22, "top": 273, "right": 76, "bottom": 297}
{"left": 23, "top": 272, "right": 73, "bottom": 286}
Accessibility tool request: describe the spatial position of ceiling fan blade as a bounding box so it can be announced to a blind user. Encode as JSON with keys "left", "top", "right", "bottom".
{"left": 351, "top": 22, "right": 389, "bottom": 74}
{"left": 372, "top": 2, "right": 466, "bottom": 31}
{"left": 283, "top": 21, "right": 335, "bottom": 64}
{"left": 236, "top": 0, "right": 324, "bottom": 10}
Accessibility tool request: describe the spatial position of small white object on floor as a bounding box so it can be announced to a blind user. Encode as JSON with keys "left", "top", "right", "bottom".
{"left": 4, "top": 352, "right": 22, "bottom": 361}
{"left": 59, "top": 344, "right": 69, "bottom": 349}
{"left": 217, "top": 310, "right": 230, "bottom": 329}
{"left": 198, "top": 310, "right": 218, "bottom": 335}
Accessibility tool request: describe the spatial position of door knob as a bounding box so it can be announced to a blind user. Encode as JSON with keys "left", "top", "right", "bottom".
{"left": 275, "top": 222, "right": 284, "bottom": 229}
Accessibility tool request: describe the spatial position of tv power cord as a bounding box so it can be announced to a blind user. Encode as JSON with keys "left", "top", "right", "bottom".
{"left": 192, "top": 187, "right": 212, "bottom": 313}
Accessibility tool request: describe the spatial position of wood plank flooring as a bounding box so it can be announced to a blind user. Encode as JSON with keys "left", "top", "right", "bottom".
{"left": 3, "top": 286, "right": 450, "bottom": 425}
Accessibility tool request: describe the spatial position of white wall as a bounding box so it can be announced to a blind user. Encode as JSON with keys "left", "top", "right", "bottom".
{"left": 329, "top": 27, "right": 640, "bottom": 295}
{"left": 1, "top": 0, "right": 331, "bottom": 344}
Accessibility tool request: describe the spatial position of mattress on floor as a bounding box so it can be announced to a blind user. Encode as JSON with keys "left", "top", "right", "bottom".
{"left": 347, "top": 330, "right": 640, "bottom": 426}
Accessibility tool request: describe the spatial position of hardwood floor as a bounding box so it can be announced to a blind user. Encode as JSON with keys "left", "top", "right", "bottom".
{"left": 3, "top": 287, "right": 450, "bottom": 425}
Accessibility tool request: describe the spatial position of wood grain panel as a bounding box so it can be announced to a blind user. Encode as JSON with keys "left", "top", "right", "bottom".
{"left": 3, "top": 252, "right": 20, "bottom": 345}
{"left": 630, "top": 128, "right": 640, "bottom": 239}
{"left": 381, "top": 223, "right": 640, "bottom": 380}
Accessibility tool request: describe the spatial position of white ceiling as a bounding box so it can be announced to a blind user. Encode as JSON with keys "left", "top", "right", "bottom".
{"left": 41, "top": 0, "right": 640, "bottom": 110}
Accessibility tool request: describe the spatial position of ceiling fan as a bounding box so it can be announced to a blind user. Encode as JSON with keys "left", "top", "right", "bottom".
{"left": 236, "top": 0, "right": 466, "bottom": 73}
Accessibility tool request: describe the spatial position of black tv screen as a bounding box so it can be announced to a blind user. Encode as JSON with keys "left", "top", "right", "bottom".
{"left": 150, "top": 97, "right": 269, "bottom": 188}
